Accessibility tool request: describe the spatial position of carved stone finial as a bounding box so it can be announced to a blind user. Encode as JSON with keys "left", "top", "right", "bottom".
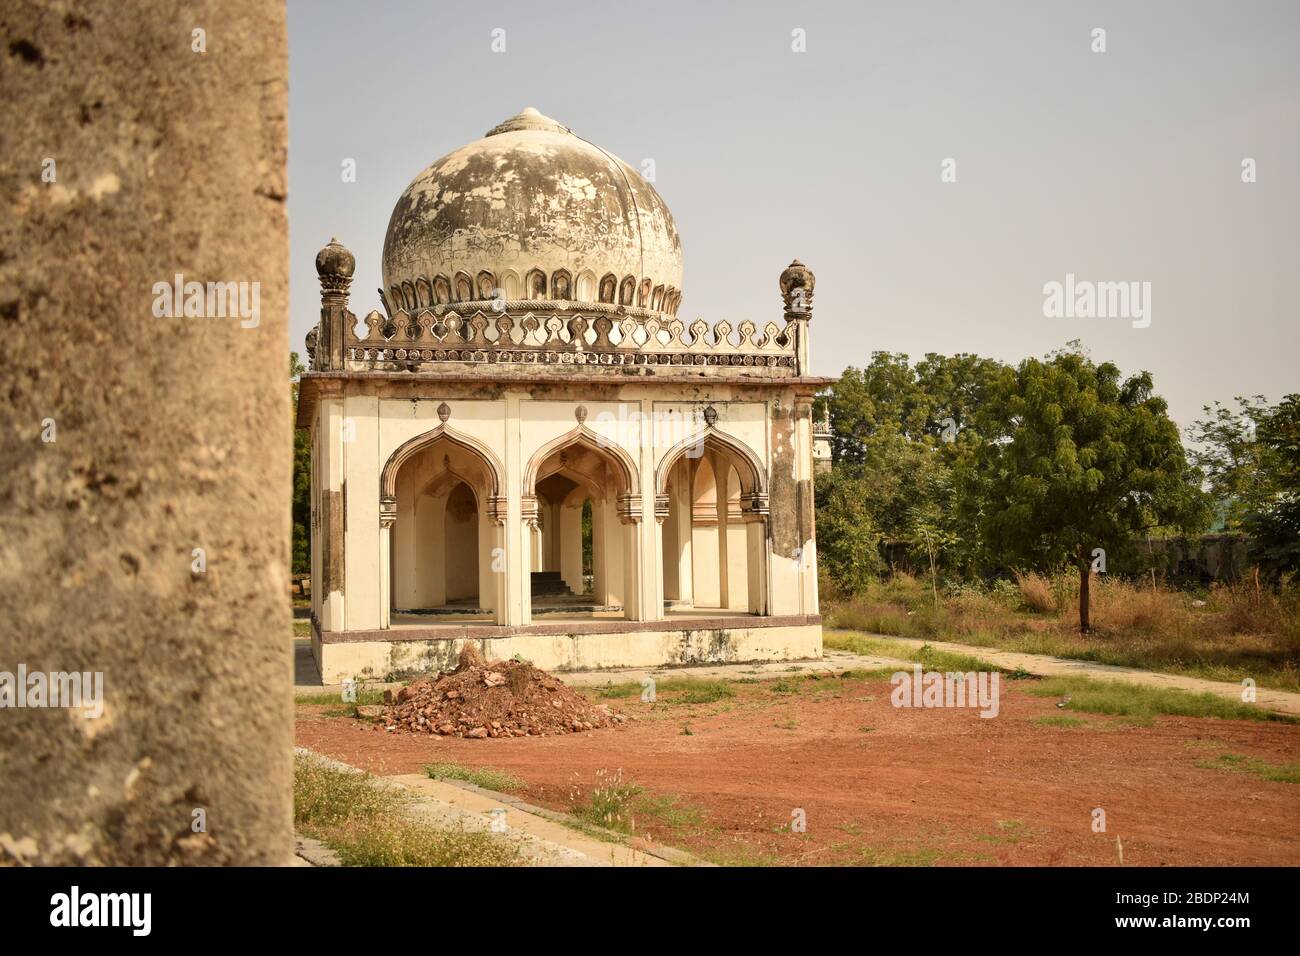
{"left": 437, "top": 401, "right": 451, "bottom": 423}
{"left": 779, "top": 259, "right": 815, "bottom": 314}
{"left": 575, "top": 405, "right": 588, "bottom": 424}
{"left": 315, "top": 237, "right": 355, "bottom": 295}
{"left": 703, "top": 405, "right": 718, "bottom": 427}
{"left": 304, "top": 327, "right": 319, "bottom": 370}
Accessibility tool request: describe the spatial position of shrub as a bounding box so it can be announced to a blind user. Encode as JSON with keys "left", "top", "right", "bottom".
{"left": 1014, "top": 571, "right": 1057, "bottom": 613}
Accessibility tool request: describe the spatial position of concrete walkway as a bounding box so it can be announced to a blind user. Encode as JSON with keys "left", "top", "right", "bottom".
{"left": 880, "top": 636, "right": 1300, "bottom": 717}
{"left": 295, "top": 748, "right": 701, "bottom": 867}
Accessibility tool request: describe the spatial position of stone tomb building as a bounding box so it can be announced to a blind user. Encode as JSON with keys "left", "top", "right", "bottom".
{"left": 297, "top": 109, "right": 829, "bottom": 682}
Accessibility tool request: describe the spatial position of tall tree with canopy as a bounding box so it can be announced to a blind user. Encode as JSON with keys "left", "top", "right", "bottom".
{"left": 965, "top": 349, "right": 1210, "bottom": 631}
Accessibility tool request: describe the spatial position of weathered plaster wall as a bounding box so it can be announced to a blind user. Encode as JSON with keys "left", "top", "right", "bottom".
{"left": 316, "top": 621, "right": 824, "bottom": 684}
{"left": 329, "top": 380, "right": 817, "bottom": 637}
{"left": 0, "top": 1, "right": 291, "bottom": 864}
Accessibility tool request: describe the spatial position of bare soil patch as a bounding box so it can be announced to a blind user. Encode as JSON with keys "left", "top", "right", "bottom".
{"left": 298, "top": 671, "right": 1300, "bottom": 866}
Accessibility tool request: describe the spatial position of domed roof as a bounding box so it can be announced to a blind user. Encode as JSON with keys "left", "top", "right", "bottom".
{"left": 381, "top": 108, "right": 683, "bottom": 315}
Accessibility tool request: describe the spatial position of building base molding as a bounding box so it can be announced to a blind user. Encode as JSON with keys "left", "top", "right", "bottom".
{"left": 311, "top": 617, "right": 823, "bottom": 684}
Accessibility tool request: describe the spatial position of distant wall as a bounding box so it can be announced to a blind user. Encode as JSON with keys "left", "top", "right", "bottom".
{"left": 1135, "top": 534, "right": 1253, "bottom": 585}
{"left": 0, "top": 1, "right": 291, "bottom": 864}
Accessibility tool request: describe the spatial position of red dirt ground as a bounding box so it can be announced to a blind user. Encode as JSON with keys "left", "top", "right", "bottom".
{"left": 296, "top": 674, "right": 1300, "bottom": 866}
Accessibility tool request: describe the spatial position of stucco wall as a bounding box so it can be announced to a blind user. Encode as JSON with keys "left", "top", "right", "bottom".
{"left": 322, "top": 381, "right": 817, "bottom": 636}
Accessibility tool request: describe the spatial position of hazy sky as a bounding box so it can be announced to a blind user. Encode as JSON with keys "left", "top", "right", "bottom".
{"left": 287, "top": 0, "right": 1299, "bottom": 431}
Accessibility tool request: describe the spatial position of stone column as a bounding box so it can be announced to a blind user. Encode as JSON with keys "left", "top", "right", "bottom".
{"left": 518, "top": 496, "right": 538, "bottom": 626}
{"left": 620, "top": 516, "right": 643, "bottom": 620}
{"left": 486, "top": 499, "right": 507, "bottom": 624}
{"left": 747, "top": 518, "right": 769, "bottom": 615}
{"left": 559, "top": 493, "right": 584, "bottom": 595}
{"left": 671, "top": 460, "right": 694, "bottom": 607}
{"left": 0, "top": 0, "right": 291, "bottom": 864}
{"left": 379, "top": 497, "right": 396, "bottom": 628}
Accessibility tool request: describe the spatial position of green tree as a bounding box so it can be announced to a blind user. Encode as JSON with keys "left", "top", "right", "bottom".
{"left": 814, "top": 468, "right": 885, "bottom": 594}
{"left": 966, "top": 350, "right": 1211, "bottom": 631}
{"left": 1190, "top": 394, "right": 1300, "bottom": 576}
{"left": 815, "top": 352, "right": 1004, "bottom": 592}
{"left": 291, "top": 352, "right": 311, "bottom": 576}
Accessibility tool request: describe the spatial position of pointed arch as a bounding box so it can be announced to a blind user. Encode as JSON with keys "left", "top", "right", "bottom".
{"left": 432, "top": 275, "right": 451, "bottom": 305}
{"left": 655, "top": 427, "right": 768, "bottom": 507}
{"left": 415, "top": 276, "right": 433, "bottom": 307}
{"left": 500, "top": 269, "right": 521, "bottom": 300}
{"left": 381, "top": 423, "right": 504, "bottom": 501}
{"left": 599, "top": 273, "right": 618, "bottom": 303}
{"left": 454, "top": 272, "right": 473, "bottom": 302}
{"left": 523, "top": 424, "right": 640, "bottom": 498}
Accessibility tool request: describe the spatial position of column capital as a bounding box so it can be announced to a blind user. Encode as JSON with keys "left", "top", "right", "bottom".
{"left": 617, "top": 493, "right": 643, "bottom": 525}
{"left": 521, "top": 493, "right": 540, "bottom": 530}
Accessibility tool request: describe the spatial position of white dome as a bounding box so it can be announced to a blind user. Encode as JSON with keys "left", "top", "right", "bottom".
{"left": 381, "top": 108, "right": 682, "bottom": 315}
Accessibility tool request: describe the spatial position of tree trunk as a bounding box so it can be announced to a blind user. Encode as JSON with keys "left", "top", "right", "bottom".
{"left": 1078, "top": 551, "right": 1091, "bottom": 633}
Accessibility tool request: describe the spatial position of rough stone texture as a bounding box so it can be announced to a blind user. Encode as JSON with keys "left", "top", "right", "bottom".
{"left": 0, "top": 1, "right": 292, "bottom": 864}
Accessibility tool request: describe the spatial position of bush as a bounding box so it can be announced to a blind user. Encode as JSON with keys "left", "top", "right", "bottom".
{"left": 1014, "top": 571, "right": 1057, "bottom": 613}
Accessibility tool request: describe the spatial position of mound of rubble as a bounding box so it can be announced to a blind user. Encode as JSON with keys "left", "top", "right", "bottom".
{"left": 368, "top": 646, "right": 626, "bottom": 738}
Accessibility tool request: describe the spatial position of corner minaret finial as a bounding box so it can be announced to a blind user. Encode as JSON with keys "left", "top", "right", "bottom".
{"left": 779, "top": 259, "right": 815, "bottom": 317}
{"left": 316, "top": 237, "right": 356, "bottom": 297}
{"left": 315, "top": 237, "right": 356, "bottom": 371}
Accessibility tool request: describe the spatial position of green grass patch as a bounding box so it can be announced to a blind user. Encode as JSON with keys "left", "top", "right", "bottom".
{"left": 567, "top": 770, "right": 708, "bottom": 837}
{"left": 1033, "top": 715, "right": 1088, "bottom": 728}
{"left": 855, "top": 845, "right": 941, "bottom": 866}
{"left": 426, "top": 762, "right": 525, "bottom": 793}
{"left": 294, "top": 754, "right": 522, "bottom": 867}
{"left": 1195, "top": 753, "right": 1300, "bottom": 784}
{"left": 826, "top": 631, "right": 1003, "bottom": 674}
{"left": 976, "top": 819, "right": 1030, "bottom": 846}
{"left": 1023, "top": 675, "right": 1290, "bottom": 724}
{"left": 592, "top": 681, "right": 641, "bottom": 699}
{"left": 656, "top": 678, "right": 736, "bottom": 704}
{"left": 569, "top": 770, "right": 645, "bottom": 833}
{"left": 295, "top": 688, "right": 387, "bottom": 707}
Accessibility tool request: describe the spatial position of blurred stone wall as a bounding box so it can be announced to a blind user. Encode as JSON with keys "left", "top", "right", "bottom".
{"left": 0, "top": 1, "right": 292, "bottom": 864}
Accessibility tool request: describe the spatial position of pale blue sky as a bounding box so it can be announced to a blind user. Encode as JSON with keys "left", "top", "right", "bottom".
{"left": 287, "top": 0, "right": 1299, "bottom": 430}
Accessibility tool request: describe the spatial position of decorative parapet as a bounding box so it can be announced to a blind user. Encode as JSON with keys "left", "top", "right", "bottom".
{"left": 327, "top": 304, "right": 801, "bottom": 376}
{"left": 308, "top": 240, "right": 815, "bottom": 379}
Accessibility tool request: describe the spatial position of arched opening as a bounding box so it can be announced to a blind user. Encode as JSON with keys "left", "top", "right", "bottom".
{"left": 501, "top": 270, "right": 521, "bottom": 300}
{"left": 659, "top": 432, "right": 768, "bottom": 616}
{"left": 383, "top": 429, "right": 505, "bottom": 625}
{"left": 530, "top": 473, "right": 602, "bottom": 610}
{"left": 527, "top": 268, "right": 547, "bottom": 299}
{"left": 432, "top": 275, "right": 451, "bottom": 305}
{"left": 442, "top": 481, "right": 479, "bottom": 602}
{"left": 523, "top": 429, "right": 642, "bottom": 621}
{"left": 454, "top": 272, "right": 472, "bottom": 302}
